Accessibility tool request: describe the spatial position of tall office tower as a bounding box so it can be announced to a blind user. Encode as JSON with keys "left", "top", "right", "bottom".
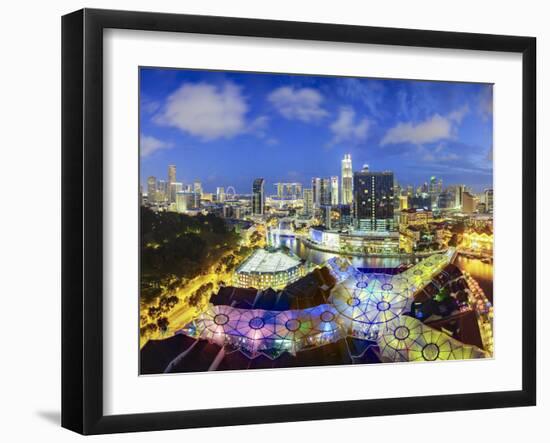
{"left": 406, "top": 185, "right": 413, "bottom": 197}
{"left": 193, "top": 180, "right": 203, "bottom": 198}
{"left": 450, "top": 184, "right": 465, "bottom": 209}
{"left": 252, "top": 178, "right": 265, "bottom": 216}
{"left": 216, "top": 187, "right": 226, "bottom": 203}
{"left": 311, "top": 177, "right": 322, "bottom": 207}
{"left": 341, "top": 154, "right": 353, "bottom": 205}
{"left": 295, "top": 183, "right": 303, "bottom": 198}
{"left": 176, "top": 191, "right": 195, "bottom": 213}
{"left": 169, "top": 182, "right": 183, "bottom": 203}
{"left": 167, "top": 165, "right": 177, "bottom": 202}
{"left": 319, "top": 178, "right": 332, "bottom": 206}
{"left": 484, "top": 188, "right": 494, "bottom": 214}
{"left": 303, "top": 188, "right": 314, "bottom": 215}
{"left": 157, "top": 180, "right": 167, "bottom": 202}
{"left": 353, "top": 165, "right": 396, "bottom": 232}
{"left": 321, "top": 205, "right": 332, "bottom": 230}
{"left": 462, "top": 191, "right": 477, "bottom": 214}
{"left": 428, "top": 176, "right": 441, "bottom": 209}
{"left": 276, "top": 183, "right": 284, "bottom": 198}
{"left": 168, "top": 164, "right": 176, "bottom": 185}
{"left": 147, "top": 176, "right": 157, "bottom": 203}
{"left": 330, "top": 176, "right": 339, "bottom": 206}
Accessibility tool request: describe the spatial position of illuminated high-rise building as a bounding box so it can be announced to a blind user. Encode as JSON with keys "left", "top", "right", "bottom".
{"left": 341, "top": 154, "right": 353, "bottom": 205}
{"left": 216, "top": 187, "right": 226, "bottom": 203}
{"left": 169, "top": 182, "right": 183, "bottom": 203}
{"left": 168, "top": 164, "right": 176, "bottom": 185}
{"left": 193, "top": 180, "right": 203, "bottom": 197}
{"left": 311, "top": 177, "right": 321, "bottom": 207}
{"left": 303, "top": 188, "right": 314, "bottom": 216}
{"left": 330, "top": 176, "right": 339, "bottom": 205}
{"left": 157, "top": 180, "right": 168, "bottom": 202}
{"left": 252, "top": 178, "right": 265, "bottom": 216}
{"left": 176, "top": 191, "right": 195, "bottom": 213}
{"left": 319, "top": 178, "right": 332, "bottom": 206}
{"left": 147, "top": 176, "right": 157, "bottom": 203}
{"left": 353, "top": 165, "right": 395, "bottom": 232}
{"left": 484, "top": 188, "right": 494, "bottom": 214}
{"left": 462, "top": 191, "right": 477, "bottom": 214}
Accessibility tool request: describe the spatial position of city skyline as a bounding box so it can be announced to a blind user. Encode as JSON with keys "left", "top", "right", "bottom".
{"left": 140, "top": 68, "right": 493, "bottom": 193}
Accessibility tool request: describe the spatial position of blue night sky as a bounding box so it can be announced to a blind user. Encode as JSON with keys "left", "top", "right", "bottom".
{"left": 140, "top": 68, "right": 493, "bottom": 194}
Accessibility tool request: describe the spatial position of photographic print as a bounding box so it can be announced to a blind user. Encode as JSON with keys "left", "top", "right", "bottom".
{"left": 139, "top": 68, "right": 494, "bottom": 375}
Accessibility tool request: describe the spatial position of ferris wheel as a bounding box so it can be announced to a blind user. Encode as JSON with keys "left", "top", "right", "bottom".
{"left": 225, "top": 186, "right": 236, "bottom": 199}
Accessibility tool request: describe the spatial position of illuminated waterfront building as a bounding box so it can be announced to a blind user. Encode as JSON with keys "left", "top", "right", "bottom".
{"left": 353, "top": 165, "right": 396, "bottom": 232}
{"left": 309, "top": 228, "right": 400, "bottom": 254}
{"left": 461, "top": 230, "right": 493, "bottom": 253}
{"left": 341, "top": 154, "right": 353, "bottom": 205}
{"left": 252, "top": 178, "right": 265, "bottom": 216}
{"left": 331, "top": 176, "right": 339, "bottom": 205}
{"left": 233, "top": 248, "right": 306, "bottom": 290}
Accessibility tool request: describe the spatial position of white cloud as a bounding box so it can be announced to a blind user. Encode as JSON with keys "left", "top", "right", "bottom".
{"left": 448, "top": 104, "right": 469, "bottom": 123}
{"left": 154, "top": 82, "right": 250, "bottom": 141}
{"left": 267, "top": 86, "right": 328, "bottom": 122}
{"left": 381, "top": 114, "right": 452, "bottom": 146}
{"left": 329, "top": 107, "right": 370, "bottom": 145}
{"left": 140, "top": 135, "right": 172, "bottom": 157}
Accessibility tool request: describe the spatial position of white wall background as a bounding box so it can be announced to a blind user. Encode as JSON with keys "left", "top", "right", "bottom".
{"left": 0, "top": 0, "right": 545, "bottom": 441}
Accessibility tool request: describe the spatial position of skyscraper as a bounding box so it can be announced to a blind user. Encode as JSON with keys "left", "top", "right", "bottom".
{"left": 252, "top": 178, "right": 265, "bottom": 216}
{"left": 147, "top": 176, "right": 157, "bottom": 203}
{"left": 330, "top": 176, "right": 339, "bottom": 206}
{"left": 484, "top": 188, "right": 494, "bottom": 213}
{"left": 353, "top": 165, "right": 395, "bottom": 232}
{"left": 168, "top": 164, "right": 176, "bottom": 185}
{"left": 168, "top": 165, "right": 177, "bottom": 202}
{"left": 169, "top": 182, "right": 183, "bottom": 203}
{"left": 217, "top": 187, "right": 226, "bottom": 203}
{"left": 193, "top": 180, "right": 203, "bottom": 198}
{"left": 462, "top": 191, "right": 477, "bottom": 214}
{"left": 341, "top": 154, "right": 353, "bottom": 205}
{"left": 303, "top": 188, "right": 314, "bottom": 216}
{"left": 319, "top": 178, "right": 332, "bottom": 206}
{"left": 311, "top": 177, "right": 321, "bottom": 207}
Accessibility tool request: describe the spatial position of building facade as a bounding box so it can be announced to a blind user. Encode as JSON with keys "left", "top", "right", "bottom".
{"left": 353, "top": 166, "right": 396, "bottom": 232}
{"left": 252, "top": 178, "right": 265, "bottom": 216}
{"left": 341, "top": 154, "right": 353, "bottom": 205}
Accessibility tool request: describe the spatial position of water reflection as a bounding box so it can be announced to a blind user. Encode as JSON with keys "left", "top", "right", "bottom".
{"left": 454, "top": 255, "right": 494, "bottom": 303}
{"left": 269, "top": 231, "right": 493, "bottom": 303}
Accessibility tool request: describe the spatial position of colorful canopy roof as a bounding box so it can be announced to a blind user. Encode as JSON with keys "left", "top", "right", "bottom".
{"left": 181, "top": 248, "right": 487, "bottom": 362}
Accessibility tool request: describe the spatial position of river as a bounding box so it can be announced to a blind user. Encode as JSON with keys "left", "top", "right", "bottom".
{"left": 269, "top": 232, "right": 493, "bottom": 303}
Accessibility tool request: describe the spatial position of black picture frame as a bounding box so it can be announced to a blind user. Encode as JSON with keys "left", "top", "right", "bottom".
{"left": 62, "top": 8, "right": 537, "bottom": 435}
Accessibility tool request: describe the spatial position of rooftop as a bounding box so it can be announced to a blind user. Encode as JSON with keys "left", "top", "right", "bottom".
{"left": 236, "top": 249, "right": 302, "bottom": 275}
